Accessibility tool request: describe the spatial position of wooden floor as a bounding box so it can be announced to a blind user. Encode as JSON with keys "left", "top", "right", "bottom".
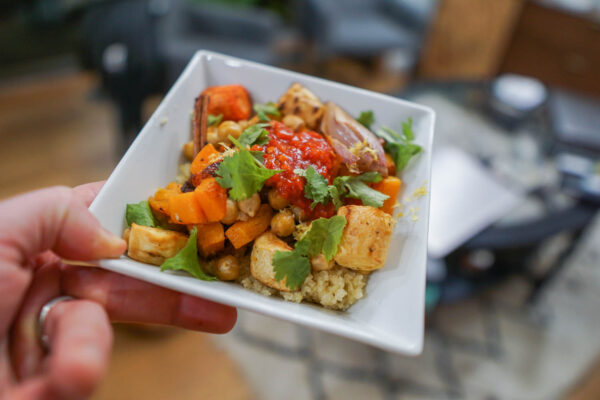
{"left": 0, "top": 71, "right": 254, "bottom": 400}
{"left": 0, "top": 70, "right": 598, "bottom": 400}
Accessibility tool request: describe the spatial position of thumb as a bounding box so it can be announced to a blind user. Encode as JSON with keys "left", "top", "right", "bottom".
{"left": 0, "top": 186, "right": 125, "bottom": 266}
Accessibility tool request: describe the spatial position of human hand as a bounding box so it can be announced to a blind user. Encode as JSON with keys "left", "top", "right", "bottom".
{"left": 0, "top": 182, "right": 237, "bottom": 400}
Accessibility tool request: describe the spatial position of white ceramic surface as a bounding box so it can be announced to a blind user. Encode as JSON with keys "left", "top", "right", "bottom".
{"left": 89, "top": 51, "right": 435, "bottom": 355}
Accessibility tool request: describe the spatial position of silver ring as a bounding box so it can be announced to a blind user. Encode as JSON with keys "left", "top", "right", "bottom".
{"left": 38, "top": 296, "right": 75, "bottom": 350}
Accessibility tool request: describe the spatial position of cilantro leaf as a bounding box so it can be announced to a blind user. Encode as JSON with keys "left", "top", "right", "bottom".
{"left": 385, "top": 141, "right": 422, "bottom": 171}
{"left": 238, "top": 123, "right": 271, "bottom": 147}
{"left": 356, "top": 110, "right": 375, "bottom": 129}
{"left": 207, "top": 114, "right": 223, "bottom": 126}
{"left": 229, "top": 135, "right": 266, "bottom": 165}
{"left": 161, "top": 227, "right": 217, "bottom": 281}
{"left": 295, "top": 166, "right": 330, "bottom": 208}
{"left": 346, "top": 171, "right": 382, "bottom": 183}
{"left": 328, "top": 185, "right": 343, "bottom": 209}
{"left": 216, "top": 143, "right": 281, "bottom": 201}
{"left": 272, "top": 215, "right": 347, "bottom": 290}
{"left": 375, "top": 117, "right": 421, "bottom": 172}
{"left": 402, "top": 117, "right": 415, "bottom": 141}
{"left": 272, "top": 250, "right": 311, "bottom": 290}
{"left": 254, "top": 102, "right": 280, "bottom": 122}
{"left": 126, "top": 201, "right": 156, "bottom": 227}
{"left": 297, "top": 215, "right": 347, "bottom": 261}
{"left": 333, "top": 173, "right": 388, "bottom": 208}
{"left": 375, "top": 127, "right": 403, "bottom": 143}
{"left": 339, "top": 179, "right": 389, "bottom": 208}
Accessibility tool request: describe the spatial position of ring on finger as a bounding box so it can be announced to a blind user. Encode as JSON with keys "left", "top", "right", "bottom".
{"left": 38, "top": 295, "right": 75, "bottom": 350}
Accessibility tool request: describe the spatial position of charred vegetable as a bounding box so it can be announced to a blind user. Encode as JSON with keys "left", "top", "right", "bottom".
{"left": 320, "top": 102, "right": 387, "bottom": 176}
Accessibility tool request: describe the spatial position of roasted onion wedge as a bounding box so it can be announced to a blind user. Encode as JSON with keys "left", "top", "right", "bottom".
{"left": 320, "top": 102, "right": 388, "bottom": 176}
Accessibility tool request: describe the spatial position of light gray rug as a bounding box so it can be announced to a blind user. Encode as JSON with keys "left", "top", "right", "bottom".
{"left": 215, "top": 214, "right": 600, "bottom": 399}
{"left": 214, "top": 95, "right": 600, "bottom": 400}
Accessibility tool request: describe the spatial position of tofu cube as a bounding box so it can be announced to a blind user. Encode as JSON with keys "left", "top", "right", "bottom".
{"left": 334, "top": 206, "right": 395, "bottom": 271}
{"left": 127, "top": 223, "right": 189, "bottom": 265}
{"left": 277, "top": 83, "right": 324, "bottom": 129}
{"left": 250, "top": 232, "right": 294, "bottom": 292}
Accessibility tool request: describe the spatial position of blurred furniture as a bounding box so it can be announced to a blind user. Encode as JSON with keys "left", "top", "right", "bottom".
{"left": 418, "top": 0, "right": 524, "bottom": 79}
{"left": 420, "top": 0, "right": 600, "bottom": 98}
{"left": 501, "top": 1, "right": 600, "bottom": 97}
{"left": 294, "top": 0, "right": 434, "bottom": 59}
{"left": 157, "top": 0, "right": 284, "bottom": 84}
{"left": 399, "top": 80, "right": 599, "bottom": 306}
{"left": 80, "top": 0, "right": 285, "bottom": 145}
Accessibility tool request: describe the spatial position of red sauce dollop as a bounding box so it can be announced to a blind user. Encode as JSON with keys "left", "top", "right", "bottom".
{"left": 253, "top": 121, "right": 338, "bottom": 219}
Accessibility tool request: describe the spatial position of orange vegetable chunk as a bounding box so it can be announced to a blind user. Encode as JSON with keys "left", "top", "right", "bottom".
{"left": 168, "top": 192, "right": 207, "bottom": 224}
{"left": 194, "top": 178, "right": 227, "bottom": 222}
{"left": 190, "top": 143, "right": 220, "bottom": 175}
{"left": 149, "top": 182, "right": 181, "bottom": 215}
{"left": 202, "top": 84, "right": 252, "bottom": 121}
{"left": 195, "top": 222, "right": 225, "bottom": 257}
{"left": 372, "top": 176, "right": 402, "bottom": 215}
{"left": 225, "top": 204, "right": 273, "bottom": 249}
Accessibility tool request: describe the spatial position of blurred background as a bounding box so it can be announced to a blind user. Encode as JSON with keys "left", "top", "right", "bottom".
{"left": 2, "top": 0, "right": 600, "bottom": 399}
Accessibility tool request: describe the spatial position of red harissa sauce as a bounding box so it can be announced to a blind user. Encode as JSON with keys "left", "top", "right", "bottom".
{"left": 253, "top": 121, "right": 338, "bottom": 219}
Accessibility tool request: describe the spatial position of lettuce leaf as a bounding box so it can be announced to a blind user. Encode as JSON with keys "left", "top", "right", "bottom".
{"left": 126, "top": 201, "right": 156, "bottom": 227}
{"left": 160, "top": 227, "right": 217, "bottom": 281}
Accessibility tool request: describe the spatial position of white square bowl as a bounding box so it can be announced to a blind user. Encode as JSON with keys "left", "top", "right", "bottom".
{"left": 89, "top": 51, "right": 434, "bottom": 355}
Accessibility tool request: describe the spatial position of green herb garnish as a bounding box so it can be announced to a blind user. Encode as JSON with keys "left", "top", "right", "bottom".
{"left": 272, "top": 251, "right": 311, "bottom": 290}
{"left": 295, "top": 169, "right": 389, "bottom": 209}
{"left": 356, "top": 110, "right": 375, "bottom": 129}
{"left": 238, "top": 123, "right": 270, "bottom": 147}
{"left": 273, "top": 215, "right": 347, "bottom": 290}
{"left": 161, "top": 227, "right": 217, "bottom": 281}
{"left": 376, "top": 118, "right": 421, "bottom": 171}
{"left": 294, "top": 166, "right": 330, "bottom": 208}
{"left": 254, "top": 102, "right": 280, "bottom": 122}
{"left": 216, "top": 137, "right": 281, "bottom": 201}
{"left": 333, "top": 172, "right": 388, "bottom": 208}
{"left": 207, "top": 114, "right": 223, "bottom": 126}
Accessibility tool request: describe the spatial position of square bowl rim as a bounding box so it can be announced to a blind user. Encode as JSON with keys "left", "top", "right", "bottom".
{"left": 89, "top": 50, "right": 435, "bottom": 355}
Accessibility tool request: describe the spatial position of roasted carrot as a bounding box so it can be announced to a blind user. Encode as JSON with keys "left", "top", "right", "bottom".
{"left": 195, "top": 222, "right": 225, "bottom": 257}
{"left": 168, "top": 192, "right": 207, "bottom": 224}
{"left": 202, "top": 84, "right": 252, "bottom": 121}
{"left": 385, "top": 153, "right": 396, "bottom": 176}
{"left": 225, "top": 204, "right": 272, "bottom": 249}
{"left": 148, "top": 182, "right": 181, "bottom": 215}
{"left": 190, "top": 143, "right": 220, "bottom": 175}
{"left": 373, "top": 176, "right": 402, "bottom": 215}
{"left": 194, "top": 178, "right": 227, "bottom": 222}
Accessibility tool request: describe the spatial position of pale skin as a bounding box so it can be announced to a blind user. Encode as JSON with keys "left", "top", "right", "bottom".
{"left": 0, "top": 182, "right": 237, "bottom": 400}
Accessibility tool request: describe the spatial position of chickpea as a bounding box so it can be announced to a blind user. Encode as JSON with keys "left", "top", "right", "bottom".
{"left": 182, "top": 141, "right": 195, "bottom": 160}
{"left": 268, "top": 188, "right": 289, "bottom": 210}
{"left": 311, "top": 254, "right": 334, "bottom": 271}
{"left": 207, "top": 126, "right": 219, "bottom": 145}
{"left": 271, "top": 209, "right": 295, "bottom": 237}
{"left": 291, "top": 206, "right": 306, "bottom": 222}
{"left": 237, "top": 211, "right": 250, "bottom": 221}
{"left": 221, "top": 198, "right": 239, "bottom": 225}
{"left": 238, "top": 193, "right": 260, "bottom": 217}
{"left": 218, "top": 121, "right": 242, "bottom": 142}
{"left": 282, "top": 114, "right": 305, "bottom": 131}
{"left": 215, "top": 255, "right": 240, "bottom": 281}
{"left": 237, "top": 119, "right": 249, "bottom": 130}
{"left": 122, "top": 228, "right": 131, "bottom": 244}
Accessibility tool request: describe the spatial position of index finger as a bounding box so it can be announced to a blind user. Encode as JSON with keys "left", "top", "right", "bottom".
{"left": 61, "top": 266, "right": 237, "bottom": 334}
